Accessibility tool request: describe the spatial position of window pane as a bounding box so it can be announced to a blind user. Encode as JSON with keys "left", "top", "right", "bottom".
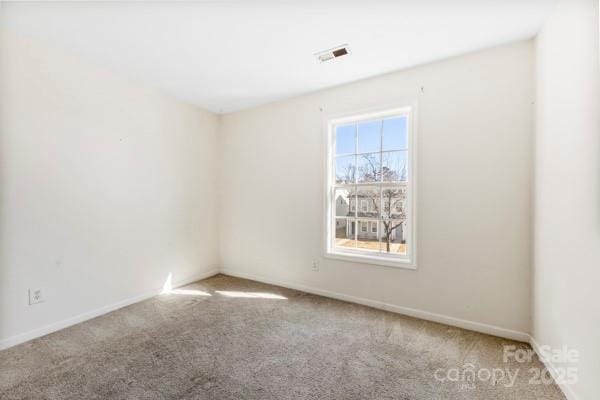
{"left": 382, "top": 151, "right": 407, "bottom": 182}
{"left": 355, "top": 186, "right": 379, "bottom": 219}
{"left": 382, "top": 116, "right": 408, "bottom": 151}
{"left": 329, "top": 111, "right": 412, "bottom": 262}
{"left": 356, "top": 219, "right": 380, "bottom": 253}
{"left": 349, "top": 193, "right": 357, "bottom": 214}
{"left": 381, "top": 186, "right": 407, "bottom": 221}
{"left": 357, "top": 153, "right": 380, "bottom": 183}
{"left": 335, "top": 218, "right": 356, "bottom": 249}
{"left": 334, "top": 188, "right": 352, "bottom": 218}
{"left": 380, "top": 220, "right": 406, "bottom": 255}
{"left": 335, "top": 124, "right": 355, "bottom": 155}
{"left": 335, "top": 155, "right": 356, "bottom": 184}
{"left": 357, "top": 120, "right": 381, "bottom": 154}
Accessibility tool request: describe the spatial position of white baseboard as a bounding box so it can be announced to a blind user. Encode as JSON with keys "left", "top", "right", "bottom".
{"left": 220, "top": 268, "right": 530, "bottom": 342}
{"left": 529, "top": 335, "right": 579, "bottom": 400}
{"left": 0, "top": 268, "right": 219, "bottom": 351}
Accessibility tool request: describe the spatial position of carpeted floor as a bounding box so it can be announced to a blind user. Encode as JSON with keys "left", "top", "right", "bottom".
{"left": 0, "top": 274, "right": 565, "bottom": 400}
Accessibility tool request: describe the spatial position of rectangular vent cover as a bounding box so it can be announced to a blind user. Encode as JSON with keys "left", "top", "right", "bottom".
{"left": 315, "top": 44, "right": 350, "bottom": 63}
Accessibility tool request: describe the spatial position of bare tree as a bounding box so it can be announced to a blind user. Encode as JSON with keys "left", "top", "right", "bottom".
{"left": 342, "top": 152, "right": 409, "bottom": 252}
{"left": 381, "top": 152, "right": 408, "bottom": 181}
{"left": 339, "top": 153, "right": 407, "bottom": 184}
{"left": 380, "top": 188, "right": 407, "bottom": 252}
{"left": 358, "top": 154, "right": 379, "bottom": 182}
{"left": 360, "top": 187, "right": 407, "bottom": 252}
{"left": 336, "top": 163, "right": 355, "bottom": 184}
{"left": 358, "top": 153, "right": 407, "bottom": 183}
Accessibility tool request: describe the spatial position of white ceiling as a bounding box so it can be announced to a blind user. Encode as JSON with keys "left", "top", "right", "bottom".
{"left": 0, "top": 1, "right": 556, "bottom": 114}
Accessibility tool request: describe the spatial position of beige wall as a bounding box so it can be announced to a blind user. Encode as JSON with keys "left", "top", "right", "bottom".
{"left": 533, "top": 0, "right": 600, "bottom": 399}
{"left": 219, "top": 41, "right": 534, "bottom": 336}
{"left": 0, "top": 32, "right": 220, "bottom": 346}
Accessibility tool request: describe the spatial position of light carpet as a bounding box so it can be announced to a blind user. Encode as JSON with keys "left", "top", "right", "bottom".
{"left": 0, "top": 274, "right": 565, "bottom": 399}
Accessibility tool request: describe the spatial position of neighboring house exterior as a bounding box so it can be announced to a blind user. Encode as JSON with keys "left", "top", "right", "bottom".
{"left": 335, "top": 182, "right": 407, "bottom": 243}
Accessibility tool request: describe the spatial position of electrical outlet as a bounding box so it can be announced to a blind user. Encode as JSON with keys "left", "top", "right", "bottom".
{"left": 311, "top": 260, "right": 319, "bottom": 271}
{"left": 28, "top": 289, "right": 44, "bottom": 305}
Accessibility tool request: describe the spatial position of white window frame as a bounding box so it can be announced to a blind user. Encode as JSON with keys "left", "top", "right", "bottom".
{"left": 361, "top": 200, "right": 368, "bottom": 212}
{"left": 323, "top": 104, "right": 417, "bottom": 269}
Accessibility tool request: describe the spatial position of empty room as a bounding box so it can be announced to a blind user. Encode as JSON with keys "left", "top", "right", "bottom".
{"left": 0, "top": 1, "right": 598, "bottom": 399}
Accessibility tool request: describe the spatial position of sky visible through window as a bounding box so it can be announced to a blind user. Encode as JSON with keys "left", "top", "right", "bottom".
{"left": 335, "top": 116, "right": 407, "bottom": 155}
{"left": 335, "top": 116, "right": 408, "bottom": 184}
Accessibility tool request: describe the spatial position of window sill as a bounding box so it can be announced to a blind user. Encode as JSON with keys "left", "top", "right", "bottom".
{"left": 324, "top": 250, "right": 416, "bottom": 270}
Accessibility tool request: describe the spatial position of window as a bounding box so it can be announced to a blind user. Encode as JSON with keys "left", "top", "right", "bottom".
{"left": 326, "top": 105, "right": 415, "bottom": 268}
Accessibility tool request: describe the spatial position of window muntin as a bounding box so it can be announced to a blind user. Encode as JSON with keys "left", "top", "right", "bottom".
{"left": 327, "top": 108, "right": 414, "bottom": 267}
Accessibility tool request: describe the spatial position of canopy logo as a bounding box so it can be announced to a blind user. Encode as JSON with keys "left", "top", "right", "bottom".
{"left": 433, "top": 344, "right": 578, "bottom": 390}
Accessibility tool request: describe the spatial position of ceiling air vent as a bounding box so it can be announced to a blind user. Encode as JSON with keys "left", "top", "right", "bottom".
{"left": 315, "top": 44, "right": 350, "bottom": 63}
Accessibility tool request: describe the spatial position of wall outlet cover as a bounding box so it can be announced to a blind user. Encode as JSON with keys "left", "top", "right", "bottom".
{"left": 29, "top": 289, "right": 44, "bottom": 305}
